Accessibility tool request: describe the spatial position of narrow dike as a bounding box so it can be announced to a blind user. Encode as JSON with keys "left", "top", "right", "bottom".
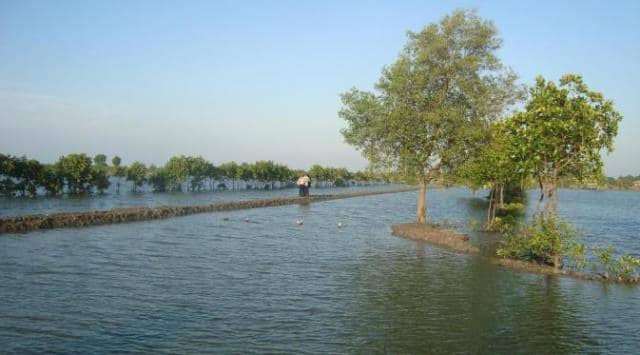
{"left": 0, "top": 187, "right": 416, "bottom": 235}
{"left": 392, "top": 223, "right": 639, "bottom": 285}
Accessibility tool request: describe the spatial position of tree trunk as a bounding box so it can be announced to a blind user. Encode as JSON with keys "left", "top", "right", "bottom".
{"left": 416, "top": 176, "right": 427, "bottom": 224}
{"left": 552, "top": 253, "right": 561, "bottom": 272}
{"left": 550, "top": 166, "right": 559, "bottom": 214}
{"left": 487, "top": 187, "right": 494, "bottom": 228}
{"left": 542, "top": 181, "right": 558, "bottom": 215}
{"left": 499, "top": 185, "right": 504, "bottom": 208}
{"left": 534, "top": 177, "right": 544, "bottom": 214}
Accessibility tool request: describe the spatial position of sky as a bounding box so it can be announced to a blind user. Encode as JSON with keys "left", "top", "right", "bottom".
{"left": 1, "top": 0, "right": 639, "bottom": 175}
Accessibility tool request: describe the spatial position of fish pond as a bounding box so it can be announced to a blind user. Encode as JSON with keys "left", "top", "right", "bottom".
{"left": 1, "top": 188, "right": 639, "bottom": 353}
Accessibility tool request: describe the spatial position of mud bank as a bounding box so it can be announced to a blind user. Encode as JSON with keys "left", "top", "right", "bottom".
{"left": 392, "top": 223, "right": 639, "bottom": 284}
{"left": 391, "top": 223, "right": 479, "bottom": 254}
{"left": 0, "top": 187, "right": 416, "bottom": 235}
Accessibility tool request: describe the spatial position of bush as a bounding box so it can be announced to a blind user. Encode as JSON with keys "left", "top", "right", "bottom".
{"left": 593, "top": 245, "right": 640, "bottom": 282}
{"left": 497, "top": 215, "right": 585, "bottom": 270}
{"left": 496, "top": 202, "right": 526, "bottom": 217}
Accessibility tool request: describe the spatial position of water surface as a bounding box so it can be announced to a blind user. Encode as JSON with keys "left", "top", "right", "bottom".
{"left": 1, "top": 188, "right": 638, "bottom": 353}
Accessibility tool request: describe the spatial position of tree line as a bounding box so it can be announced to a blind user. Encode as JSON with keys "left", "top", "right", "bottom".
{"left": 0, "top": 154, "right": 384, "bottom": 197}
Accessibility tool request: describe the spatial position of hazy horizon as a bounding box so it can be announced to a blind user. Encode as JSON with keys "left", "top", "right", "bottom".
{"left": 1, "top": 0, "right": 639, "bottom": 175}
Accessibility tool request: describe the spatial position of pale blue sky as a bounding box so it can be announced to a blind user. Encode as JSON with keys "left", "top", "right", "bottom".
{"left": 1, "top": 0, "right": 638, "bottom": 175}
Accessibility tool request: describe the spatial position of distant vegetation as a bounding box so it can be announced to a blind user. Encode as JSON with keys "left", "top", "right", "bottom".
{"left": 0, "top": 153, "right": 387, "bottom": 198}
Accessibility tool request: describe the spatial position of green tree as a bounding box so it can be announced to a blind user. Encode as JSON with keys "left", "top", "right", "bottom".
{"left": 111, "top": 155, "right": 125, "bottom": 193}
{"left": 186, "top": 156, "right": 209, "bottom": 192}
{"left": 94, "top": 154, "right": 108, "bottom": 168}
{"left": 55, "top": 153, "right": 94, "bottom": 194}
{"left": 505, "top": 74, "right": 622, "bottom": 215}
{"left": 126, "top": 161, "right": 147, "bottom": 192}
{"left": 164, "top": 156, "right": 189, "bottom": 191}
{"left": 456, "top": 122, "right": 524, "bottom": 227}
{"left": 239, "top": 162, "right": 255, "bottom": 189}
{"left": 111, "top": 156, "right": 121, "bottom": 167}
{"left": 91, "top": 154, "right": 110, "bottom": 194}
{"left": 309, "top": 164, "right": 325, "bottom": 187}
{"left": 205, "top": 162, "right": 221, "bottom": 191}
{"left": 340, "top": 9, "right": 521, "bottom": 223}
{"left": 41, "top": 164, "right": 64, "bottom": 195}
{"left": 220, "top": 161, "right": 240, "bottom": 190}
{"left": 91, "top": 166, "right": 110, "bottom": 194}
{"left": 149, "top": 166, "right": 169, "bottom": 192}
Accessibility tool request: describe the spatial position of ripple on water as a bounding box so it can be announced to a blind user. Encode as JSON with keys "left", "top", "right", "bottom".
{"left": 0, "top": 189, "right": 639, "bottom": 353}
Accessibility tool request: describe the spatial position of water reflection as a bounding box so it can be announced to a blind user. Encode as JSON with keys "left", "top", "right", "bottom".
{"left": 344, "top": 246, "right": 600, "bottom": 353}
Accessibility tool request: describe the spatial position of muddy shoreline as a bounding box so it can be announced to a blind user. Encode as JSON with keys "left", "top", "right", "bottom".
{"left": 0, "top": 187, "right": 416, "bottom": 235}
{"left": 392, "top": 223, "right": 639, "bottom": 285}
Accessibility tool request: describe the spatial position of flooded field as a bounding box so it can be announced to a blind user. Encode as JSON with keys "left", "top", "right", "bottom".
{"left": 1, "top": 188, "right": 638, "bottom": 352}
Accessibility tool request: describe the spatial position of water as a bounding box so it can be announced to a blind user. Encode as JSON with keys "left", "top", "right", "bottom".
{"left": 0, "top": 184, "right": 395, "bottom": 217}
{"left": 1, "top": 188, "right": 639, "bottom": 353}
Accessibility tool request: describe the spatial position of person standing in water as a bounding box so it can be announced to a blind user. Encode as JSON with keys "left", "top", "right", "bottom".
{"left": 297, "top": 175, "right": 310, "bottom": 197}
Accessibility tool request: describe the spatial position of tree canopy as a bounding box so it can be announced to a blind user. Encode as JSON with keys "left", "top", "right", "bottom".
{"left": 339, "top": 9, "right": 522, "bottom": 223}
{"left": 505, "top": 74, "right": 622, "bottom": 214}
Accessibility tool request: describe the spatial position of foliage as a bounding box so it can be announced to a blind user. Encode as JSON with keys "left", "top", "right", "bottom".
{"left": 41, "top": 164, "right": 64, "bottom": 195}
{"left": 455, "top": 122, "right": 526, "bottom": 228}
{"left": 0, "top": 152, "right": 384, "bottom": 197}
{"left": 148, "top": 166, "right": 169, "bottom": 192}
{"left": 111, "top": 156, "right": 121, "bottom": 167}
{"left": 54, "top": 154, "right": 94, "bottom": 194}
{"left": 93, "top": 154, "right": 107, "bottom": 168}
{"left": 0, "top": 154, "right": 46, "bottom": 197}
{"left": 186, "top": 156, "right": 210, "bottom": 191}
{"left": 339, "top": 9, "right": 522, "bottom": 223}
{"left": 593, "top": 245, "right": 640, "bottom": 282}
{"left": 126, "top": 161, "right": 147, "bottom": 192}
{"left": 489, "top": 202, "right": 526, "bottom": 233}
{"left": 497, "top": 215, "right": 584, "bottom": 270}
{"left": 91, "top": 166, "right": 110, "bottom": 194}
{"left": 505, "top": 74, "right": 622, "bottom": 214}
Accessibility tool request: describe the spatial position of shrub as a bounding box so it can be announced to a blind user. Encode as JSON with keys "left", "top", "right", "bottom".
{"left": 497, "top": 214, "right": 585, "bottom": 270}
{"left": 487, "top": 202, "right": 525, "bottom": 233}
{"left": 593, "top": 245, "right": 640, "bottom": 282}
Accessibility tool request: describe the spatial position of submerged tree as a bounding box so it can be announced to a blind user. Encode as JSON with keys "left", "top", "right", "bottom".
{"left": 164, "top": 156, "right": 189, "bottom": 191}
{"left": 111, "top": 155, "right": 125, "bottom": 193}
{"left": 505, "top": 74, "right": 622, "bottom": 215}
{"left": 93, "top": 154, "right": 108, "bottom": 168}
{"left": 126, "top": 161, "right": 147, "bottom": 192}
{"left": 340, "top": 9, "right": 522, "bottom": 223}
{"left": 55, "top": 154, "right": 94, "bottom": 194}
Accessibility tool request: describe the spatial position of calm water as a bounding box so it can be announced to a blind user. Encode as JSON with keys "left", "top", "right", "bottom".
{"left": 1, "top": 188, "right": 639, "bottom": 353}
{"left": 0, "top": 184, "right": 395, "bottom": 217}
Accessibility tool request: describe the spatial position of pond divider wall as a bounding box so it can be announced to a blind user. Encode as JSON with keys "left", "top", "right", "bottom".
{"left": 0, "top": 187, "right": 417, "bottom": 235}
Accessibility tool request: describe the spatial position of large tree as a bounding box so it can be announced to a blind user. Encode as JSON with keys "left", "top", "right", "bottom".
{"left": 339, "top": 9, "right": 521, "bottom": 223}
{"left": 505, "top": 74, "right": 622, "bottom": 215}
